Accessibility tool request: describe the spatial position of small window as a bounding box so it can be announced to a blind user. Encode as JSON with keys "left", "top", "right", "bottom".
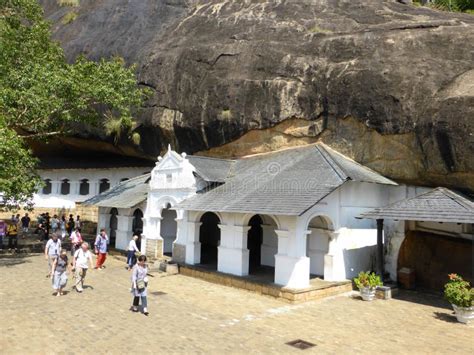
{"left": 42, "top": 179, "right": 52, "bottom": 195}
{"left": 166, "top": 174, "right": 172, "bottom": 183}
{"left": 79, "top": 179, "right": 90, "bottom": 195}
{"left": 60, "top": 179, "right": 70, "bottom": 195}
{"left": 99, "top": 178, "right": 110, "bottom": 193}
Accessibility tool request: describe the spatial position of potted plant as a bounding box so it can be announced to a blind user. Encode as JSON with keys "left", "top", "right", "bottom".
{"left": 354, "top": 271, "right": 383, "bottom": 301}
{"left": 444, "top": 274, "right": 474, "bottom": 324}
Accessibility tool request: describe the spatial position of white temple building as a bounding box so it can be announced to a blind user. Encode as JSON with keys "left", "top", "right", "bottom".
{"left": 86, "top": 143, "right": 421, "bottom": 289}
{"left": 32, "top": 155, "right": 153, "bottom": 210}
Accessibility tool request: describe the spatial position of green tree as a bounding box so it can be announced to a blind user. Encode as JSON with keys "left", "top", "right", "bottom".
{"left": 0, "top": 0, "right": 148, "bottom": 210}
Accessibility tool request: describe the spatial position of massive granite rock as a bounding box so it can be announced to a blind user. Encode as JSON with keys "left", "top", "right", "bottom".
{"left": 40, "top": 0, "right": 474, "bottom": 191}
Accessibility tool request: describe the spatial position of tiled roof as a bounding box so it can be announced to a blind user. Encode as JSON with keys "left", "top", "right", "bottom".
{"left": 358, "top": 187, "right": 474, "bottom": 223}
{"left": 187, "top": 155, "right": 234, "bottom": 183}
{"left": 84, "top": 174, "right": 150, "bottom": 208}
{"left": 177, "top": 143, "right": 396, "bottom": 216}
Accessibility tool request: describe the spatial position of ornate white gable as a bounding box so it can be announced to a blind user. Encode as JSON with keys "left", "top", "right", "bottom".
{"left": 149, "top": 145, "right": 197, "bottom": 192}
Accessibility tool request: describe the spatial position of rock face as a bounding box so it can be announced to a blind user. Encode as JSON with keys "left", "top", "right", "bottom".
{"left": 40, "top": 0, "right": 474, "bottom": 191}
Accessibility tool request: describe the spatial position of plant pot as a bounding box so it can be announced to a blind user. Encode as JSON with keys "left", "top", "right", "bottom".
{"left": 452, "top": 304, "right": 474, "bottom": 324}
{"left": 360, "top": 287, "right": 376, "bottom": 301}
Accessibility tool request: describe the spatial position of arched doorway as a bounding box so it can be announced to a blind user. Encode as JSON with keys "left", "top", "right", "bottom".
{"left": 306, "top": 215, "right": 334, "bottom": 279}
{"left": 132, "top": 209, "right": 144, "bottom": 235}
{"left": 132, "top": 209, "right": 143, "bottom": 250}
{"left": 199, "top": 212, "right": 221, "bottom": 269}
{"left": 160, "top": 204, "right": 177, "bottom": 256}
{"left": 109, "top": 208, "right": 118, "bottom": 248}
{"left": 247, "top": 215, "right": 263, "bottom": 274}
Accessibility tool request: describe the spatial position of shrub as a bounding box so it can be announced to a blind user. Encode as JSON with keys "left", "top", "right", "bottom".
{"left": 432, "top": 0, "right": 474, "bottom": 12}
{"left": 444, "top": 274, "right": 474, "bottom": 308}
{"left": 354, "top": 271, "right": 383, "bottom": 290}
{"left": 62, "top": 12, "right": 78, "bottom": 25}
{"left": 58, "top": 0, "right": 80, "bottom": 7}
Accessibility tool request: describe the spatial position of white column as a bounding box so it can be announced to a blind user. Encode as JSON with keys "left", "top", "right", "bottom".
{"left": 172, "top": 209, "right": 187, "bottom": 263}
{"left": 185, "top": 221, "right": 201, "bottom": 264}
{"left": 70, "top": 180, "right": 80, "bottom": 196}
{"left": 51, "top": 180, "right": 61, "bottom": 195}
{"left": 261, "top": 224, "right": 277, "bottom": 267}
{"left": 116, "top": 215, "right": 133, "bottom": 250}
{"left": 323, "top": 231, "right": 339, "bottom": 281}
{"left": 97, "top": 212, "right": 108, "bottom": 234}
{"left": 274, "top": 229, "right": 310, "bottom": 289}
{"left": 217, "top": 225, "right": 250, "bottom": 276}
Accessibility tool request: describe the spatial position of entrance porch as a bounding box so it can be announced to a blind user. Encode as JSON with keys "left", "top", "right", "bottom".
{"left": 179, "top": 263, "right": 352, "bottom": 303}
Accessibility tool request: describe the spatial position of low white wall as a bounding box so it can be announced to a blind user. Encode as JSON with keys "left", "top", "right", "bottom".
{"left": 337, "top": 228, "right": 378, "bottom": 279}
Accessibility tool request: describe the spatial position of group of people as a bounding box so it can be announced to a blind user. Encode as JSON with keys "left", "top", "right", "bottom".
{"left": 0, "top": 213, "right": 30, "bottom": 250}
{"left": 37, "top": 213, "right": 82, "bottom": 241}
{"left": 0, "top": 212, "right": 85, "bottom": 251}
{"left": 44, "top": 229, "right": 149, "bottom": 315}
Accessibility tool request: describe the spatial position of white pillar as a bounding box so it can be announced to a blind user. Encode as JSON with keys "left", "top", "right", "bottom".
{"left": 185, "top": 221, "right": 201, "bottom": 264}
{"left": 142, "top": 216, "right": 163, "bottom": 257}
{"left": 323, "top": 231, "right": 341, "bottom": 281}
{"left": 172, "top": 209, "right": 187, "bottom": 263}
{"left": 97, "top": 212, "right": 108, "bottom": 234}
{"left": 217, "top": 225, "right": 250, "bottom": 276}
{"left": 274, "top": 229, "right": 310, "bottom": 289}
{"left": 116, "top": 215, "right": 133, "bottom": 250}
{"left": 261, "top": 224, "right": 277, "bottom": 267}
{"left": 70, "top": 181, "right": 80, "bottom": 196}
{"left": 51, "top": 180, "right": 61, "bottom": 195}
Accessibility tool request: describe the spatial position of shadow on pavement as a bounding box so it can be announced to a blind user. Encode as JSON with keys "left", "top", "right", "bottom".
{"left": 0, "top": 253, "right": 38, "bottom": 267}
{"left": 393, "top": 289, "right": 451, "bottom": 310}
{"left": 433, "top": 311, "right": 457, "bottom": 323}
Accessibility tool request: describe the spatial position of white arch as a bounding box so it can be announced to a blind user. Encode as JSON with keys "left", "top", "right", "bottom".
{"left": 303, "top": 212, "right": 336, "bottom": 231}
{"left": 192, "top": 210, "right": 224, "bottom": 224}
{"left": 241, "top": 213, "right": 281, "bottom": 229}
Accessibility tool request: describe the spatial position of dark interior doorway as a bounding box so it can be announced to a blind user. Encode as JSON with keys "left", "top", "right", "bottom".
{"left": 199, "top": 212, "right": 221, "bottom": 268}
{"left": 132, "top": 209, "right": 143, "bottom": 250}
{"left": 109, "top": 208, "right": 118, "bottom": 248}
{"left": 247, "top": 215, "right": 263, "bottom": 274}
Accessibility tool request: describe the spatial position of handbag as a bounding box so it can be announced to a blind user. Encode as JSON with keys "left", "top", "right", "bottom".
{"left": 136, "top": 279, "right": 146, "bottom": 293}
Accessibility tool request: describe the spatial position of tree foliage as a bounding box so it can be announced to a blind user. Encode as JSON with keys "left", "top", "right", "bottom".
{"left": 431, "top": 0, "right": 474, "bottom": 12}
{"left": 0, "top": 0, "right": 149, "bottom": 210}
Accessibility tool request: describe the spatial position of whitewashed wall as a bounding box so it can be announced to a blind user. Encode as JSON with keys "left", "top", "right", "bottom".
{"left": 34, "top": 167, "right": 149, "bottom": 209}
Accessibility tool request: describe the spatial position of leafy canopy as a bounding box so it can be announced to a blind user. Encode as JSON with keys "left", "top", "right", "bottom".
{"left": 0, "top": 0, "right": 149, "bottom": 210}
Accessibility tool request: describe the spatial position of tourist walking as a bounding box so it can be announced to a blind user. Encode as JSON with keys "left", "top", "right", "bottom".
{"left": 0, "top": 219, "right": 6, "bottom": 250}
{"left": 51, "top": 250, "right": 69, "bottom": 296}
{"left": 7, "top": 222, "right": 18, "bottom": 250}
{"left": 126, "top": 235, "right": 140, "bottom": 270}
{"left": 94, "top": 229, "right": 109, "bottom": 269}
{"left": 72, "top": 242, "right": 94, "bottom": 293}
{"left": 59, "top": 215, "right": 67, "bottom": 240}
{"left": 75, "top": 215, "right": 82, "bottom": 230}
{"left": 50, "top": 215, "right": 59, "bottom": 234}
{"left": 130, "top": 255, "right": 149, "bottom": 315}
{"left": 44, "top": 212, "right": 51, "bottom": 239}
{"left": 66, "top": 214, "right": 75, "bottom": 236}
{"left": 69, "top": 227, "right": 83, "bottom": 256}
{"left": 44, "top": 233, "right": 61, "bottom": 277}
{"left": 21, "top": 213, "right": 30, "bottom": 234}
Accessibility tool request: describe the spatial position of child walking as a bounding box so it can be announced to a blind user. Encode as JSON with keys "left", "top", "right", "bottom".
{"left": 130, "top": 255, "right": 149, "bottom": 316}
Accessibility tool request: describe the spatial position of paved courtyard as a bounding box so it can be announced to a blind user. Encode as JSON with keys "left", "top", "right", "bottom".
{"left": 0, "top": 253, "right": 472, "bottom": 354}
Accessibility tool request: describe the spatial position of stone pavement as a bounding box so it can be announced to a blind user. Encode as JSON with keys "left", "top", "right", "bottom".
{"left": 0, "top": 254, "right": 472, "bottom": 354}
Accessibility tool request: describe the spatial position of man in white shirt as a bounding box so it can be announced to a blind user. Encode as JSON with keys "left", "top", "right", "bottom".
{"left": 72, "top": 242, "right": 94, "bottom": 293}
{"left": 44, "top": 233, "right": 61, "bottom": 277}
